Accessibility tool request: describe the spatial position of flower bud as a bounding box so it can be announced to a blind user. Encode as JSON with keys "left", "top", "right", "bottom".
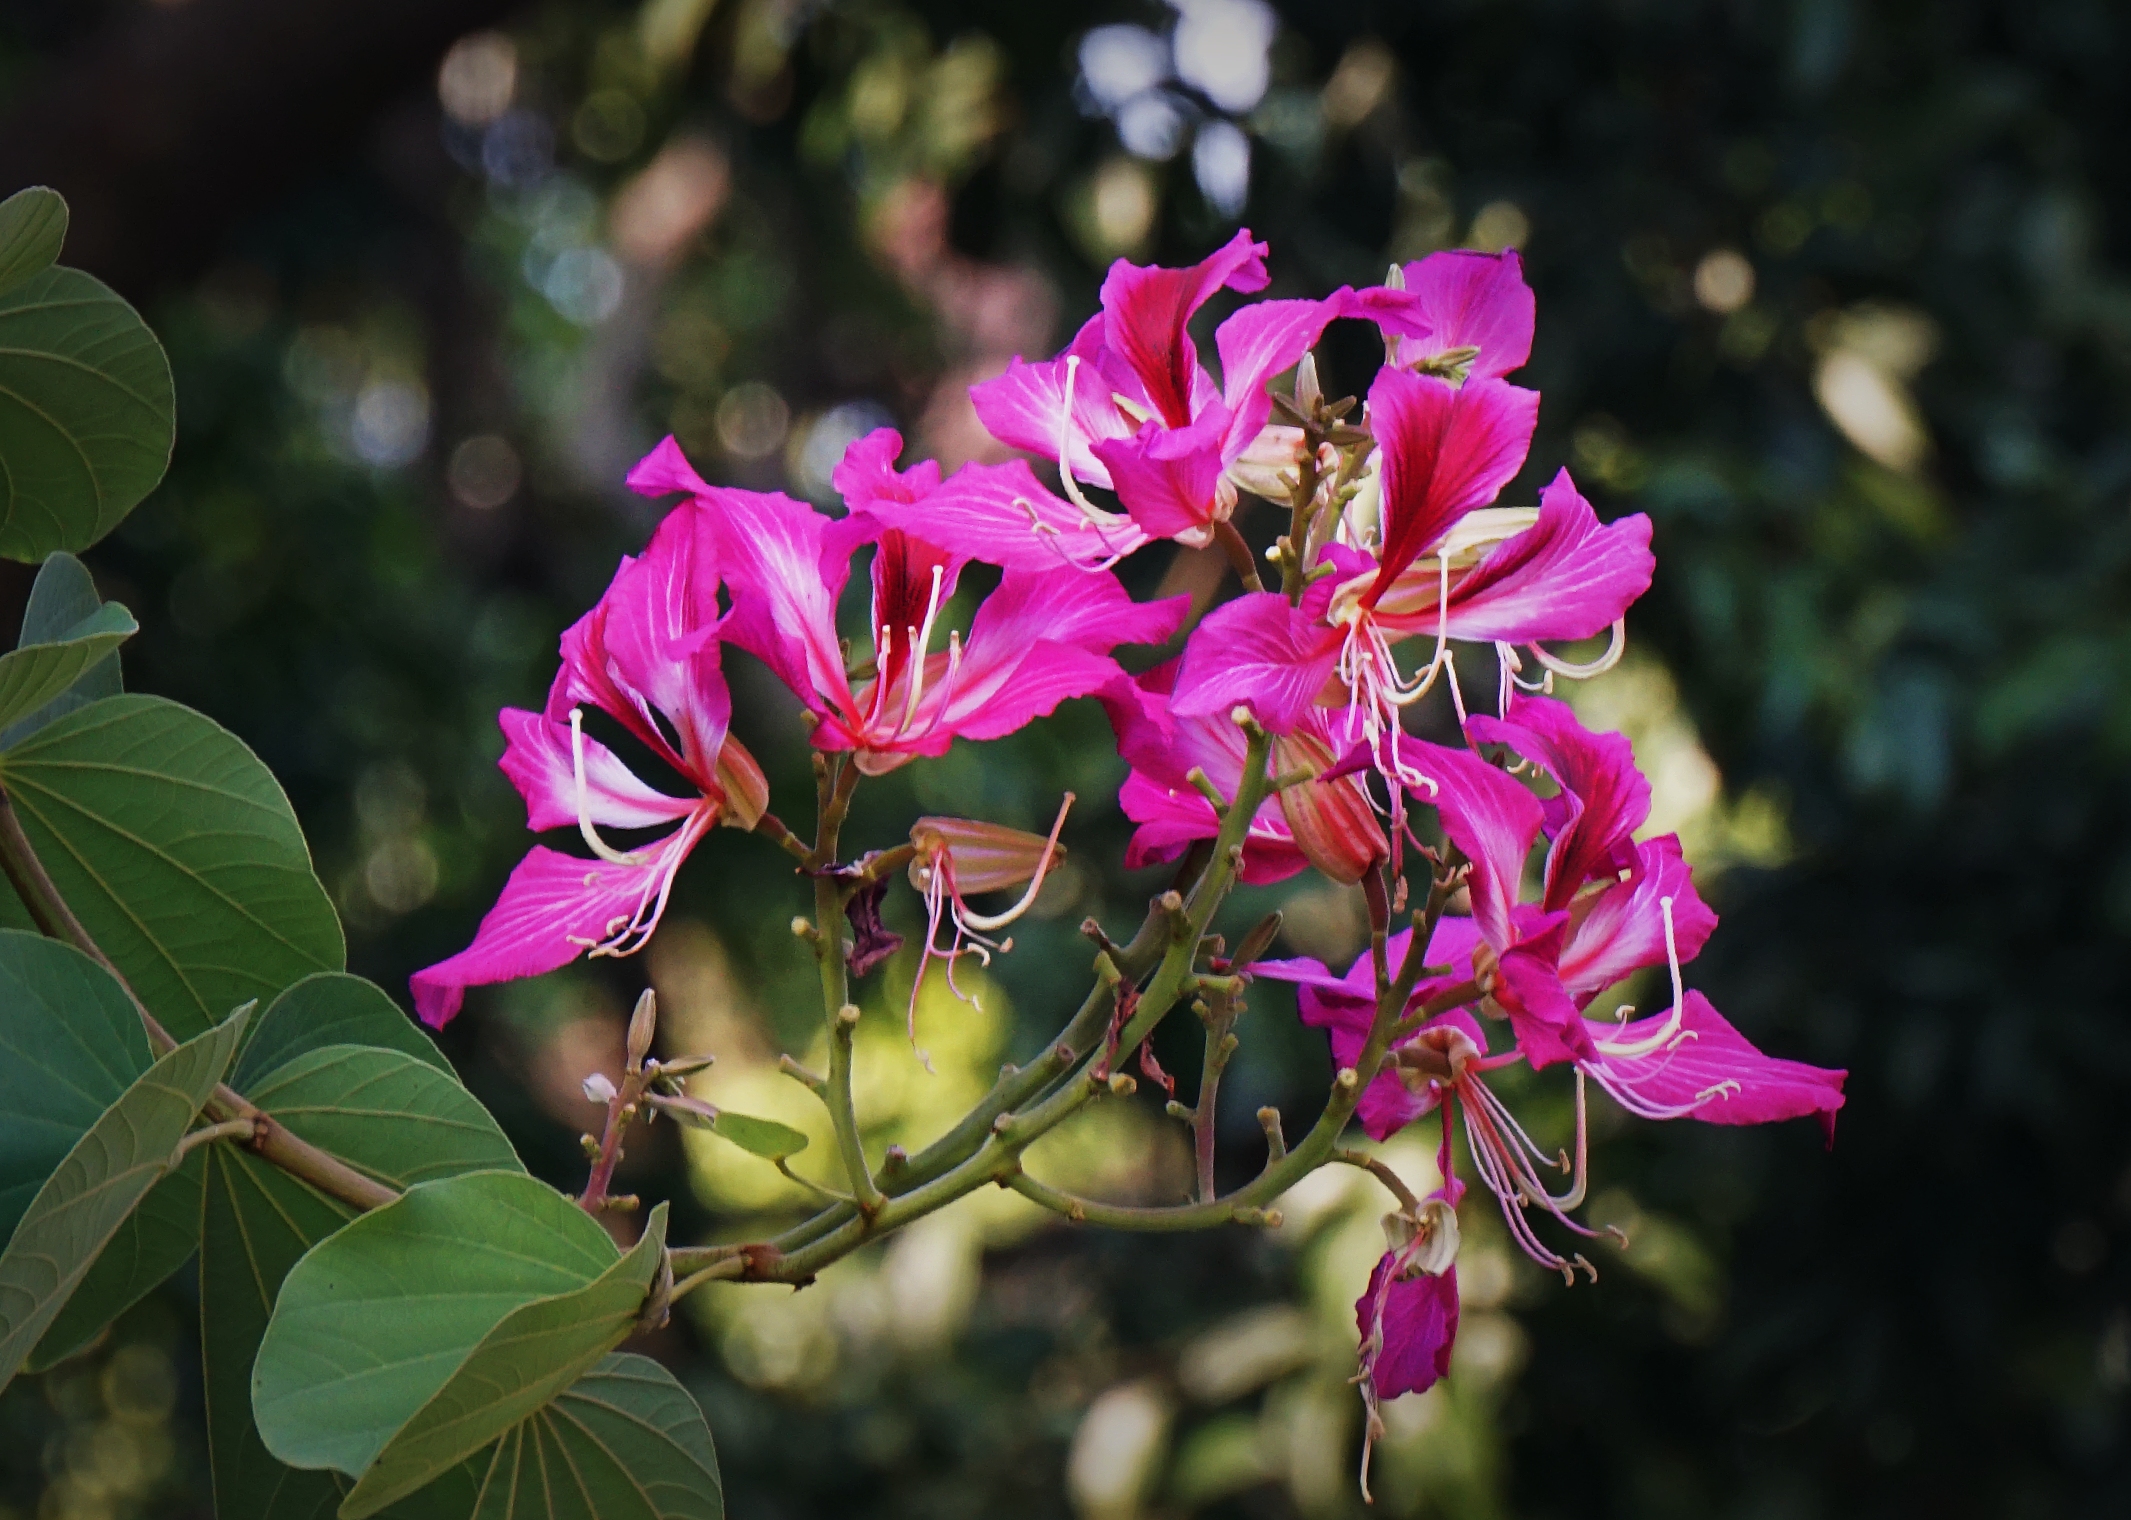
{"left": 1272, "top": 731, "right": 1387, "bottom": 885}
{"left": 625, "top": 988, "right": 657, "bottom": 1071}
{"left": 714, "top": 734, "right": 770, "bottom": 831}
{"left": 582, "top": 1072, "right": 618, "bottom": 1106}
{"left": 909, "top": 815, "right": 1067, "bottom": 897}
{"left": 1225, "top": 422, "right": 1308, "bottom": 500}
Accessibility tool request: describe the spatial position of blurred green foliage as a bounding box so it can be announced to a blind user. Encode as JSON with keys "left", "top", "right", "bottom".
{"left": 0, "top": 0, "right": 2126, "bottom": 1516}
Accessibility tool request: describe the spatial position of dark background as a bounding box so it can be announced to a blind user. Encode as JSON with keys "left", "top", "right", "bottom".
{"left": 0, "top": 1, "right": 2125, "bottom": 1516}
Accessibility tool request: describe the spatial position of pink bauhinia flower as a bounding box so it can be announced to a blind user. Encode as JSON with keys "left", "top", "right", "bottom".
{"left": 1346, "top": 247, "right": 1538, "bottom": 382}
{"left": 410, "top": 503, "right": 765, "bottom": 1028}
{"left": 1097, "top": 659, "right": 1387, "bottom": 885}
{"left": 1171, "top": 364, "right": 1653, "bottom": 792}
{"left": 1465, "top": 695, "right": 1846, "bottom": 1139}
{"left": 968, "top": 228, "right": 1361, "bottom": 550}
{"left": 631, "top": 436, "right": 1187, "bottom": 773}
{"left": 837, "top": 426, "right": 1150, "bottom": 573}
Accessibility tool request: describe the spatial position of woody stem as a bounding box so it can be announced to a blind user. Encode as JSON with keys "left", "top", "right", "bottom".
{"left": 0, "top": 788, "right": 399, "bottom": 1214}
{"left": 809, "top": 756, "right": 882, "bottom": 1215}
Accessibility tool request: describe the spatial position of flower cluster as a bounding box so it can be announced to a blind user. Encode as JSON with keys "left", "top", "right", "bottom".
{"left": 414, "top": 230, "right": 1845, "bottom": 1482}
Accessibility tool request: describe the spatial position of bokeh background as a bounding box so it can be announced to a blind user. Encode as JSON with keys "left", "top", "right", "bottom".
{"left": 1, "top": 0, "right": 2127, "bottom": 1515}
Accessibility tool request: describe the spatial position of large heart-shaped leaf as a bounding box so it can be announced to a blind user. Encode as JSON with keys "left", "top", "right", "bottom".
{"left": 0, "top": 928, "right": 150, "bottom": 1240}
{"left": 0, "top": 188, "right": 66, "bottom": 297}
{"left": 202, "top": 1047, "right": 524, "bottom": 1520}
{"left": 252, "top": 1173, "right": 620, "bottom": 1484}
{"left": 0, "top": 551, "right": 128, "bottom": 747}
{"left": 342, "top": 1208, "right": 668, "bottom": 1518}
{"left": 455, "top": 1354, "right": 722, "bottom": 1519}
{"left": 26, "top": 1150, "right": 201, "bottom": 1372}
{"left": 0, "top": 694, "right": 345, "bottom": 1038}
{"left": 237, "top": 973, "right": 453, "bottom": 1091}
{"left": 0, "top": 261, "right": 175, "bottom": 560}
{"left": 0, "top": 1004, "right": 245, "bottom": 1389}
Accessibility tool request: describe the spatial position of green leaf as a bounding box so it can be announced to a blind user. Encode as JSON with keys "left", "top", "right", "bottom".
{"left": 0, "top": 1004, "right": 245, "bottom": 1390}
{"left": 0, "top": 188, "right": 66, "bottom": 297}
{"left": 202, "top": 1053, "right": 525, "bottom": 1520}
{"left": 459, "top": 1354, "right": 722, "bottom": 1519}
{"left": 0, "top": 551, "right": 127, "bottom": 747}
{"left": 0, "top": 928, "right": 149, "bottom": 1241}
{"left": 245, "top": 1047, "right": 521, "bottom": 1190}
{"left": 341, "top": 1207, "right": 669, "bottom": 1518}
{"left": 252, "top": 1173, "right": 619, "bottom": 1485}
{"left": 0, "top": 694, "right": 346, "bottom": 1039}
{"left": 25, "top": 1150, "right": 201, "bottom": 1371}
{"left": 0, "top": 598, "right": 134, "bottom": 738}
{"left": 708, "top": 1110, "right": 810, "bottom": 1162}
{"left": 237, "top": 973, "right": 453, "bottom": 1090}
{"left": 0, "top": 263, "right": 175, "bottom": 560}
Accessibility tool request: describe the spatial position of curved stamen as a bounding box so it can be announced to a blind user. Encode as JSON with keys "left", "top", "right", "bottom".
{"left": 904, "top": 631, "right": 965, "bottom": 742}
{"left": 954, "top": 793, "right": 1075, "bottom": 932}
{"left": 583, "top": 805, "right": 714, "bottom": 960}
{"left": 1529, "top": 619, "right": 1628, "bottom": 680}
{"left": 570, "top": 708, "right": 649, "bottom": 867}
{"left": 889, "top": 563, "right": 952, "bottom": 732}
{"left": 1593, "top": 896, "right": 1688, "bottom": 1059}
{"left": 1055, "top": 356, "right": 1107, "bottom": 521}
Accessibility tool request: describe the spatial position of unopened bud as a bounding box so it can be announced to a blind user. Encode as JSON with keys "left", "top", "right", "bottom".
{"left": 713, "top": 735, "right": 770, "bottom": 831}
{"left": 582, "top": 1072, "right": 618, "bottom": 1106}
{"left": 1271, "top": 731, "right": 1387, "bottom": 885}
{"left": 1295, "top": 351, "right": 1323, "bottom": 411}
{"left": 1107, "top": 1072, "right": 1137, "bottom": 1096}
{"left": 909, "top": 812, "right": 1068, "bottom": 897}
{"left": 626, "top": 989, "right": 657, "bottom": 1071}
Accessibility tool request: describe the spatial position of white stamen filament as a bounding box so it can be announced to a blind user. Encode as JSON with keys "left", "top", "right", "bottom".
{"left": 570, "top": 708, "right": 649, "bottom": 867}
{"left": 1595, "top": 896, "right": 1688, "bottom": 1059}
{"left": 899, "top": 564, "right": 948, "bottom": 731}
{"left": 1529, "top": 619, "right": 1628, "bottom": 679}
{"left": 1055, "top": 356, "right": 1107, "bottom": 521}
{"left": 955, "top": 792, "right": 1075, "bottom": 931}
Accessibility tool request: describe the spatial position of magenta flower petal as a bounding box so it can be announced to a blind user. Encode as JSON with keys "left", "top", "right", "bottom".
{"left": 1396, "top": 249, "right": 1537, "bottom": 380}
{"left": 1099, "top": 227, "right": 1270, "bottom": 428}
{"left": 1495, "top": 916, "right": 1595, "bottom": 1069}
{"left": 410, "top": 840, "right": 690, "bottom": 1028}
{"left": 1442, "top": 469, "right": 1655, "bottom": 644}
{"left": 1558, "top": 835, "right": 1717, "bottom": 998}
{"left": 1584, "top": 990, "right": 1847, "bottom": 1139}
{"left": 624, "top": 434, "right": 713, "bottom": 500}
{"left": 1100, "top": 661, "right": 1311, "bottom": 883}
{"left": 703, "top": 486, "right": 853, "bottom": 716}
{"left": 931, "top": 566, "right": 1187, "bottom": 745}
{"left": 1213, "top": 294, "right": 1342, "bottom": 448}
{"left": 1368, "top": 366, "right": 1541, "bottom": 595}
{"left": 864, "top": 455, "right": 1150, "bottom": 572}
{"left": 1359, "top": 1257, "right": 1460, "bottom": 1400}
{"left": 1407, "top": 740, "right": 1543, "bottom": 949}
{"left": 1090, "top": 415, "right": 1233, "bottom": 543}
{"left": 585, "top": 506, "right": 732, "bottom": 776}
{"left": 1300, "top": 988, "right": 1435, "bottom": 1139}
{"left": 498, "top": 708, "right": 695, "bottom": 835}
{"left": 968, "top": 315, "right": 1136, "bottom": 488}
{"left": 1468, "top": 692, "right": 1650, "bottom": 909}
{"left": 1171, "top": 592, "right": 1343, "bottom": 733}
{"left": 831, "top": 427, "right": 942, "bottom": 509}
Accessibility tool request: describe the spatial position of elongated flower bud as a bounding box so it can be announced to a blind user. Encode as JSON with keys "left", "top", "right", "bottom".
{"left": 909, "top": 815, "right": 1068, "bottom": 897}
{"left": 1272, "top": 732, "right": 1387, "bottom": 885}
{"left": 714, "top": 734, "right": 770, "bottom": 831}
